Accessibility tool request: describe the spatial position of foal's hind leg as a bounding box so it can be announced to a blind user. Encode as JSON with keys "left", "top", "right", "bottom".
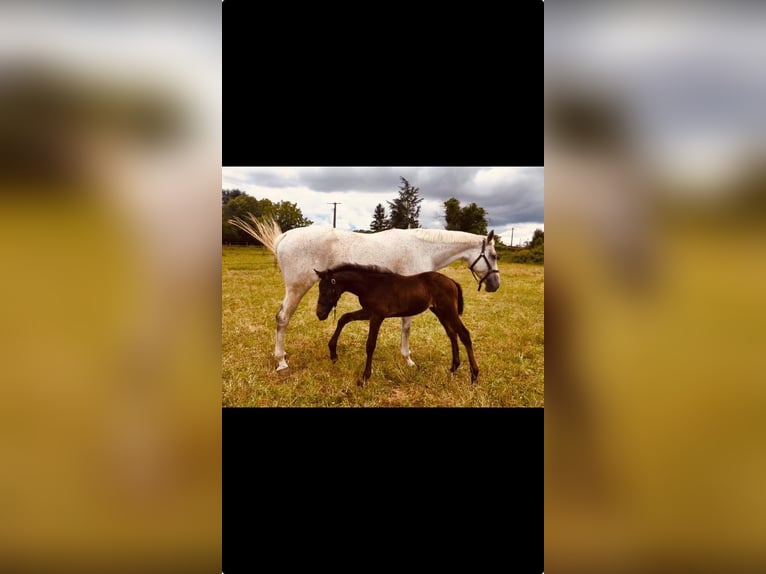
{"left": 456, "top": 321, "right": 479, "bottom": 384}
{"left": 400, "top": 316, "right": 416, "bottom": 367}
{"left": 431, "top": 309, "right": 461, "bottom": 374}
{"left": 328, "top": 308, "right": 371, "bottom": 362}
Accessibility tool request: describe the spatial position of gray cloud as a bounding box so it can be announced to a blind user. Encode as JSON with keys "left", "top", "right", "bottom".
{"left": 299, "top": 168, "right": 406, "bottom": 193}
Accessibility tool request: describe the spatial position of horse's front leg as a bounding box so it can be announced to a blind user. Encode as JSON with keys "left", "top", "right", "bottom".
{"left": 360, "top": 316, "right": 384, "bottom": 386}
{"left": 328, "top": 309, "right": 370, "bottom": 362}
{"left": 274, "top": 284, "right": 311, "bottom": 371}
{"left": 400, "top": 316, "right": 416, "bottom": 367}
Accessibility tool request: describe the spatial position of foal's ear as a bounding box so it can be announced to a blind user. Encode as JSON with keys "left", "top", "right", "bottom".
{"left": 487, "top": 230, "right": 495, "bottom": 243}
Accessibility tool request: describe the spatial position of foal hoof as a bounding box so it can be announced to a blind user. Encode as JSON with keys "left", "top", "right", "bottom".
{"left": 356, "top": 378, "right": 366, "bottom": 388}
{"left": 330, "top": 355, "right": 338, "bottom": 364}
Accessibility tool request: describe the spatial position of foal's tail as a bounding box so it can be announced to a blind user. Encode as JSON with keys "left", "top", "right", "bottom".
{"left": 228, "top": 214, "right": 284, "bottom": 255}
{"left": 453, "top": 279, "right": 464, "bottom": 315}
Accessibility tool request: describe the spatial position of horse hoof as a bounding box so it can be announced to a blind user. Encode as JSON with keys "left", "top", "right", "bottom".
{"left": 330, "top": 356, "right": 338, "bottom": 364}
{"left": 357, "top": 378, "right": 366, "bottom": 387}
{"left": 276, "top": 367, "right": 291, "bottom": 378}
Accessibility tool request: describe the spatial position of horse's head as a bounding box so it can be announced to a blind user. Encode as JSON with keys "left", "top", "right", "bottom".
{"left": 314, "top": 268, "right": 341, "bottom": 320}
{"left": 469, "top": 230, "right": 500, "bottom": 292}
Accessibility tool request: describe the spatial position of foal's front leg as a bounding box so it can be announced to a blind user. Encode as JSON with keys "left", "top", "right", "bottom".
{"left": 400, "top": 316, "right": 417, "bottom": 367}
{"left": 360, "top": 316, "right": 384, "bottom": 386}
{"left": 328, "top": 309, "right": 370, "bottom": 362}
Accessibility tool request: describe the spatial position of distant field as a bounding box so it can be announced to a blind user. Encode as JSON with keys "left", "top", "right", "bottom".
{"left": 222, "top": 246, "right": 544, "bottom": 407}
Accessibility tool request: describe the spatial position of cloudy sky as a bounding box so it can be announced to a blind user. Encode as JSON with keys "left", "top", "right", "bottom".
{"left": 222, "top": 167, "right": 544, "bottom": 246}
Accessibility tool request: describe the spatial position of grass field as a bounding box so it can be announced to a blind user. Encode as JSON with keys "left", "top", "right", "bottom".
{"left": 222, "top": 246, "right": 544, "bottom": 407}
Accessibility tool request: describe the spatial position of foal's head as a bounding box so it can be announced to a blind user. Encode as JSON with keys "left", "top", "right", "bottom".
{"left": 314, "top": 268, "right": 342, "bottom": 320}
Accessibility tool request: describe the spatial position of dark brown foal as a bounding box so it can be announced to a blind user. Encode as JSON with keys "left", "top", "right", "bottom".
{"left": 315, "top": 264, "right": 479, "bottom": 386}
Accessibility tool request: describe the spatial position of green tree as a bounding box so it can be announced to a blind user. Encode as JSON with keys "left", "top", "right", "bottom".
{"left": 530, "top": 228, "right": 544, "bottom": 247}
{"left": 442, "top": 197, "right": 488, "bottom": 235}
{"left": 370, "top": 203, "right": 388, "bottom": 232}
{"left": 223, "top": 194, "right": 268, "bottom": 244}
{"left": 459, "top": 203, "right": 488, "bottom": 235}
{"left": 387, "top": 177, "right": 423, "bottom": 229}
{"left": 222, "top": 188, "right": 244, "bottom": 205}
{"left": 444, "top": 197, "right": 461, "bottom": 230}
{"left": 270, "top": 200, "right": 313, "bottom": 232}
{"left": 222, "top": 193, "right": 312, "bottom": 244}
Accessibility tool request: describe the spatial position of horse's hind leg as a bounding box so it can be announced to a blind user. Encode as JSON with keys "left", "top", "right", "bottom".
{"left": 329, "top": 308, "right": 370, "bottom": 362}
{"left": 274, "top": 284, "right": 311, "bottom": 371}
{"left": 400, "top": 316, "right": 416, "bottom": 367}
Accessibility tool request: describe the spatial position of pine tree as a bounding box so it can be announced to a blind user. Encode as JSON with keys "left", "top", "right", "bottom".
{"left": 370, "top": 203, "right": 388, "bottom": 232}
{"left": 387, "top": 177, "right": 423, "bottom": 229}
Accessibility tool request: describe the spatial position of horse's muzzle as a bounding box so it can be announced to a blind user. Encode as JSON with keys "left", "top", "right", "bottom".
{"left": 484, "top": 275, "right": 500, "bottom": 292}
{"left": 316, "top": 308, "right": 330, "bottom": 321}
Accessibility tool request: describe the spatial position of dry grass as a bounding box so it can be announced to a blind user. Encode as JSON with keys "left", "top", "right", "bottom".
{"left": 222, "top": 246, "right": 544, "bottom": 407}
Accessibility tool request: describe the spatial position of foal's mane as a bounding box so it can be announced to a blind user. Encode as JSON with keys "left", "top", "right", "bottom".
{"left": 327, "top": 263, "right": 395, "bottom": 275}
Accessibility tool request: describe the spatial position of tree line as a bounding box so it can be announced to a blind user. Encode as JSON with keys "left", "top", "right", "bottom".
{"left": 365, "top": 176, "right": 490, "bottom": 235}
{"left": 222, "top": 179, "right": 542, "bottom": 264}
{"left": 222, "top": 189, "right": 312, "bottom": 244}
{"left": 369, "top": 177, "right": 542, "bottom": 263}
{"left": 502, "top": 229, "right": 544, "bottom": 264}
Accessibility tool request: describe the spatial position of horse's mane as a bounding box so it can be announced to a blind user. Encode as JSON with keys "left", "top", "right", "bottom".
{"left": 412, "top": 228, "right": 480, "bottom": 244}
{"left": 328, "top": 263, "right": 395, "bottom": 275}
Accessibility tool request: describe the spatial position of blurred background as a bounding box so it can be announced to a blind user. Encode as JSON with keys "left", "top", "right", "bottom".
{"left": 546, "top": 2, "right": 766, "bottom": 572}
{"left": 0, "top": 2, "right": 221, "bottom": 572}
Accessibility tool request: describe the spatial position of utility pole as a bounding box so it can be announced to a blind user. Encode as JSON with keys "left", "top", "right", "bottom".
{"left": 510, "top": 227, "right": 514, "bottom": 248}
{"left": 328, "top": 202, "right": 341, "bottom": 228}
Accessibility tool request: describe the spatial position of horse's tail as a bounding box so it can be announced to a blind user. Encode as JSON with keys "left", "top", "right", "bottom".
{"left": 453, "top": 279, "right": 464, "bottom": 315}
{"left": 228, "top": 214, "right": 284, "bottom": 255}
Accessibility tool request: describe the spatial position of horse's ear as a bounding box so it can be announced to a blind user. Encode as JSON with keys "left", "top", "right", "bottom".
{"left": 487, "top": 230, "right": 495, "bottom": 243}
{"left": 314, "top": 268, "right": 324, "bottom": 278}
